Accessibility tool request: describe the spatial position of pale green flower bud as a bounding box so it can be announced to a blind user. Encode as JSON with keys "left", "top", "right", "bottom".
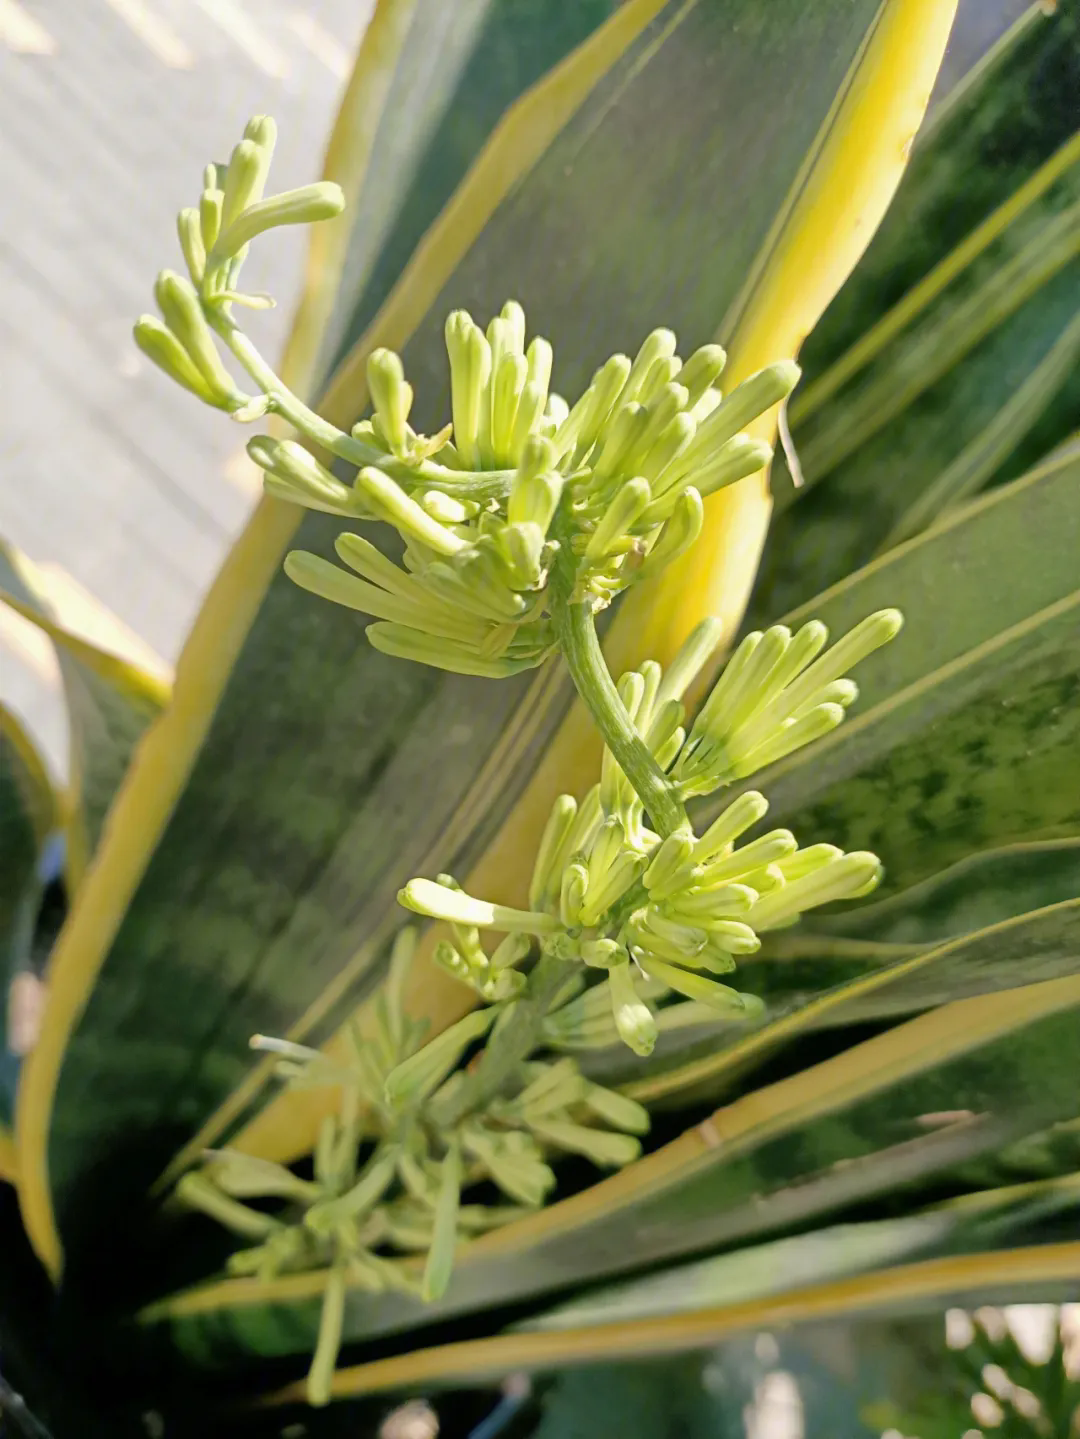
{"left": 583, "top": 1084, "right": 650, "bottom": 1135}
{"left": 698, "top": 829, "right": 796, "bottom": 886}
{"left": 177, "top": 206, "right": 206, "bottom": 284}
{"left": 517, "top": 1058, "right": 589, "bottom": 1118}
{"left": 383, "top": 1007, "right": 497, "bottom": 1108}
{"left": 777, "top": 843, "right": 843, "bottom": 881}
{"left": 681, "top": 434, "right": 774, "bottom": 502}
{"left": 244, "top": 113, "right": 278, "bottom": 149}
{"left": 497, "top": 521, "right": 546, "bottom": 588}
{"left": 214, "top": 182, "right": 345, "bottom": 258}
{"left": 221, "top": 137, "right": 267, "bottom": 230}
{"left": 446, "top": 312, "right": 491, "bottom": 467}
{"left": 249, "top": 436, "right": 354, "bottom": 514}
{"left": 566, "top": 354, "right": 632, "bottom": 462}
{"left": 530, "top": 794, "right": 578, "bottom": 911}
{"left": 399, "top": 877, "right": 561, "bottom": 934}
{"left": 586, "top": 816, "right": 626, "bottom": 888}
{"left": 578, "top": 850, "right": 647, "bottom": 927}
{"left": 732, "top": 702, "right": 847, "bottom": 776}
{"left": 608, "top": 960, "right": 657, "bottom": 1057}
{"left": 585, "top": 477, "right": 651, "bottom": 561}
{"left": 662, "top": 883, "right": 757, "bottom": 922}
{"left": 526, "top": 333, "right": 553, "bottom": 393}
{"left": 285, "top": 552, "right": 490, "bottom": 647}
{"left": 590, "top": 403, "right": 649, "bottom": 485}
{"left": 644, "top": 697, "right": 687, "bottom": 757}
{"left": 749, "top": 852, "right": 883, "bottom": 931}
{"left": 432, "top": 940, "right": 472, "bottom": 985}
{"left": 543, "top": 393, "right": 569, "bottom": 432}
{"left": 133, "top": 315, "right": 221, "bottom": 405}
{"left": 366, "top": 348, "right": 413, "bottom": 458}
{"left": 619, "top": 327, "right": 678, "bottom": 408}
{"left": 509, "top": 381, "right": 549, "bottom": 461}
{"left": 635, "top": 488, "right": 704, "bottom": 583}
{"left": 643, "top": 828, "right": 697, "bottom": 896}
{"left": 355, "top": 466, "right": 466, "bottom": 556}
{"left": 529, "top": 1118, "right": 641, "bottom": 1168}
{"left": 199, "top": 187, "right": 223, "bottom": 251}
{"left": 420, "top": 490, "right": 470, "bottom": 524}
{"left": 176, "top": 1171, "right": 281, "bottom": 1239}
{"left": 682, "top": 360, "right": 800, "bottom": 463}
{"left": 422, "top": 1140, "right": 462, "bottom": 1301}
{"left": 153, "top": 269, "right": 238, "bottom": 401}
{"left": 679, "top": 343, "right": 727, "bottom": 407}
{"left": 306, "top": 1144, "right": 399, "bottom": 1234}
{"left": 461, "top": 1123, "right": 554, "bottom": 1207}
{"left": 559, "top": 860, "right": 589, "bottom": 928}
{"left": 499, "top": 299, "right": 526, "bottom": 353}
{"left": 492, "top": 350, "right": 528, "bottom": 463}
{"left": 638, "top": 412, "right": 697, "bottom": 487}
{"left": 627, "top": 909, "right": 708, "bottom": 962}
{"left": 744, "top": 620, "right": 829, "bottom": 718}
{"left": 366, "top": 624, "right": 539, "bottom": 678}
{"left": 632, "top": 952, "right": 764, "bottom": 1017}
{"left": 634, "top": 381, "right": 689, "bottom": 459}
{"left": 580, "top": 937, "right": 625, "bottom": 969}
{"left": 694, "top": 791, "right": 770, "bottom": 861}
{"left": 491, "top": 932, "right": 531, "bottom": 971}
{"left": 694, "top": 918, "right": 759, "bottom": 953}
{"left": 755, "top": 610, "right": 903, "bottom": 731}
{"left": 201, "top": 1149, "right": 318, "bottom": 1202}
{"left": 655, "top": 617, "right": 726, "bottom": 708}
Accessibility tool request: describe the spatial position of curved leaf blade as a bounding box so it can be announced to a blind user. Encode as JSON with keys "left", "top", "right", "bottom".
{"left": 0, "top": 706, "right": 55, "bottom": 1124}
{"left": 624, "top": 899, "right": 1080, "bottom": 1105}
{"left": 0, "top": 542, "right": 168, "bottom": 888}
{"left": 141, "top": 973, "right": 1080, "bottom": 1367}
{"left": 256, "top": 1239, "right": 1080, "bottom": 1405}
{"left": 751, "top": 1, "right": 1080, "bottom": 621}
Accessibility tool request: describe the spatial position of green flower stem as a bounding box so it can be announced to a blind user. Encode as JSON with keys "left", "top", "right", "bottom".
{"left": 436, "top": 951, "right": 569, "bottom": 1127}
{"left": 207, "top": 307, "right": 381, "bottom": 467}
{"left": 549, "top": 533, "right": 688, "bottom": 841}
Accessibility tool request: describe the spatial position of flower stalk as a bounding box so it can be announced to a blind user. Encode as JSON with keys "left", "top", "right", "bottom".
{"left": 146, "top": 115, "right": 905, "bottom": 1411}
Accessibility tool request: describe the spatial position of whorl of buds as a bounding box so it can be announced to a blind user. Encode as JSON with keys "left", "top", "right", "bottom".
{"left": 400, "top": 606, "right": 899, "bottom": 1057}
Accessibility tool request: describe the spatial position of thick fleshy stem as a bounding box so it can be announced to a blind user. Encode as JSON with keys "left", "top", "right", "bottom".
{"left": 549, "top": 520, "right": 688, "bottom": 841}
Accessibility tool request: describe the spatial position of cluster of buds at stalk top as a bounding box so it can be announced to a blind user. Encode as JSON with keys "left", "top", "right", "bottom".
{"left": 133, "top": 116, "right": 345, "bottom": 412}
{"left": 280, "top": 310, "right": 799, "bottom": 676}
{"left": 400, "top": 607, "right": 901, "bottom": 1056}
{"left": 131, "top": 117, "right": 801, "bottom": 682}
{"left": 176, "top": 931, "right": 650, "bottom": 1406}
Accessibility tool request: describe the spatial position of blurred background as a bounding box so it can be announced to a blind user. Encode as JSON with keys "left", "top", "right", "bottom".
{"left": 0, "top": 0, "right": 373, "bottom": 773}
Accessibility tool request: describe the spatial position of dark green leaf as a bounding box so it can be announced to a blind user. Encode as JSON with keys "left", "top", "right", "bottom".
{"left": 140, "top": 976, "right": 1080, "bottom": 1366}
{"left": 0, "top": 707, "right": 54, "bottom": 1122}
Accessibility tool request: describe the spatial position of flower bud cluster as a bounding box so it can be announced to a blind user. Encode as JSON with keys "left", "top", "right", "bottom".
{"left": 400, "top": 607, "right": 899, "bottom": 1056}
{"left": 134, "top": 115, "right": 345, "bottom": 412}
{"left": 279, "top": 305, "right": 799, "bottom": 676}
{"left": 132, "top": 116, "right": 797, "bottom": 682}
{"left": 177, "top": 930, "right": 649, "bottom": 1403}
